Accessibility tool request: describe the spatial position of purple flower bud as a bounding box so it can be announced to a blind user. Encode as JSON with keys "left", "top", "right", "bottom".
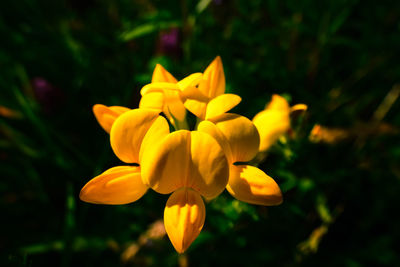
{"left": 31, "top": 77, "right": 65, "bottom": 113}
{"left": 158, "top": 28, "right": 181, "bottom": 58}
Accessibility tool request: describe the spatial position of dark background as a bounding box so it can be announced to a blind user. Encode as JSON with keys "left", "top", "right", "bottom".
{"left": 1, "top": 0, "right": 400, "bottom": 266}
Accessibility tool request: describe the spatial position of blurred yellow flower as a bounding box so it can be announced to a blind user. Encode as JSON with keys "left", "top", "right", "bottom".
{"left": 253, "top": 94, "right": 307, "bottom": 152}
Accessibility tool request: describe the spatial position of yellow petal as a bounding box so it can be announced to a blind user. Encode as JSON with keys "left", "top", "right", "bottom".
{"left": 181, "top": 83, "right": 209, "bottom": 120}
{"left": 139, "top": 91, "right": 165, "bottom": 111}
{"left": 139, "top": 116, "right": 170, "bottom": 162}
{"left": 197, "top": 120, "right": 233, "bottom": 164}
{"left": 80, "top": 166, "right": 147, "bottom": 205}
{"left": 189, "top": 131, "right": 229, "bottom": 198}
{"left": 177, "top": 73, "right": 203, "bottom": 91}
{"left": 141, "top": 130, "right": 191, "bottom": 193}
{"left": 180, "top": 84, "right": 209, "bottom": 102}
{"left": 252, "top": 109, "right": 290, "bottom": 151}
{"left": 205, "top": 94, "right": 241, "bottom": 120}
{"left": 140, "top": 82, "right": 180, "bottom": 96}
{"left": 183, "top": 99, "right": 208, "bottom": 120}
{"left": 199, "top": 56, "right": 225, "bottom": 98}
{"left": 93, "top": 104, "right": 130, "bottom": 134}
{"left": 209, "top": 113, "right": 260, "bottom": 163}
{"left": 164, "top": 188, "right": 205, "bottom": 253}
{"left": 141, "top": 130, "right": 229, "bottom": 198}
{"left": 110, "top": 109, "right": 165, "bottom": 164}
{"left": 265, "top": 94, "right": 290, "bottom": 111}
{"left": 226, "top": 165, "right": 282, "bottom": 206}
{"left": 163, "top": 89, "right": 186, "bottom": 122}
{"left": 152, "top": 64, "right": 178, "bottom": 83}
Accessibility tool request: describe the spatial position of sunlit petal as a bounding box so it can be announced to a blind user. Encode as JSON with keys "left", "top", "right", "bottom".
{"left": 80, "top": 166, "right": 147, "bottom": 205}
{"left": 164, "top": 188, "right": 205, "bottom": 253}
{"left": 152, "top": 64, "right": 178, "bottom": 83}
{"left": 140, "top": 82, "right": 180, "bottom": 96}
{"left": 93, "top": 104, "right": 130, "bottom": 134}
{"left": 205, "top": 93, "right": 241, "bottom": 120}
{"left": 226, "top": 165, "right": 282, "bottom": 206}
{"left": 253, "top": 109, "right": 290, "bottom": 151}
{"left": 199, "top": 56, "right": 225, "bottom": 98}
{"left": 177, "top": 73, "right": 203, "bottom": 91}
{"left": 209, "top": 113, "right": 260, "bottom": 163}
{"left": 139, "top": 91, "right": 165, "bottom": 111}
{"left": 141, "top": 130, "right": 229, "bottom": 198}
{"left": 110, "top": 109, "right": 162, "bottom": 163}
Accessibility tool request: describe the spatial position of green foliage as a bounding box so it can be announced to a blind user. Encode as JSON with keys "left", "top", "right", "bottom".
{"left": 1, "top": 0, "right": 400, "bottom": 266}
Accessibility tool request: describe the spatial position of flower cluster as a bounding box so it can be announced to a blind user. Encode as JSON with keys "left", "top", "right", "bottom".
{"left": 80, "top": 57, "right": 291, "bottom": 253}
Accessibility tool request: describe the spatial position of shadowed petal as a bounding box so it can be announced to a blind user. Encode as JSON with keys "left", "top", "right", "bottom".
{"left": 141, "top": 130, "right": 191, "bottom": 193}
{"left": 209, "top": 113, "right": 260, "bottom": 163}
{"left": 164, "top": 188, "right": 205, "bottom": 253}
{"left": 141, "top": 130, "right": 190, "bottom": 194}
{"left": 139, "top": 116, "right": 170, "bottom": 162}
{"left": 226, "top": 165, "right": 282, "bottom": 206}
{"left": 198, "top": 120, "right": 233, "bottom": 164}
{"left": 80, "top": 166, "right": 147, "bottom": 205}
{"left": 183, "top": 98, "right": 208, "bottom": 120}
{"left": 110, "top": 109, "right": 164, "bottom": 164}
{"left": 205, "top": 93, "right": 241, "bottom": 120}
{"left": 93, "top": 104, "right": 130, "bottom": 134}
{"left": 189, "top": 131, "right": 229, "bottom": 198}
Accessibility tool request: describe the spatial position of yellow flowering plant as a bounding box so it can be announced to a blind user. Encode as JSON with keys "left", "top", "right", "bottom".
{"left": 80, "top": 56, "right": 287, "bottom": 253}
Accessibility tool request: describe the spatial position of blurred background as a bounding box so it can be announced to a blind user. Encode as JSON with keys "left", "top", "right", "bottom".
{"left": 1, "top": 0, "right": 400, "bottom": 266}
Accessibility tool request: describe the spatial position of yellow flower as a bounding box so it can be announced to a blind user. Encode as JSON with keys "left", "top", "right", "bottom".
{"left": 82, "top": 57, "right": 287, "bottom": 254}
{"left": 141, "top": 130, "right": 229, "bottom": 253}
{"left": 253, "top": 94, "right": 307, "bottom": 152}
{"left": 198, "top": 113, "right": 283, "bottom": 206}
{"left": 80, "top": 109, "right": 170, "bottom": 204}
